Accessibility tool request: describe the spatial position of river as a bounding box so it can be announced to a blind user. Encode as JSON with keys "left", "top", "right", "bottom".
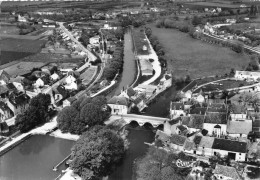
{"left": 109, "top": 28, "right": 136, "bottom": 97}
{"left": 108, "top": 124, "right": 155, "bottom": 180}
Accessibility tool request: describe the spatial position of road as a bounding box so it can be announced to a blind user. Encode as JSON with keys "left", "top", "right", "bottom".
{"left": 58, "top": 22, "right": 97, "bottom": 62}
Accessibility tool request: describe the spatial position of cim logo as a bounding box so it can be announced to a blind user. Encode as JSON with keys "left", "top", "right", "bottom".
{"left": 175, "top": 159, "right": 196, "bottom": 168}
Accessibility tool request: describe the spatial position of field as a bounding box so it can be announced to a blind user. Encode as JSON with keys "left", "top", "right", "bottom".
{"left": 184, "top": 2, "right": 242, "bottom": 9}
{"left": 0, "top": 25, "right": 20, "bottom": 35}
{"left": 148, "top": 23, "right": 251, "bottom": 79}
{"left": 1, "top": 61, "right": 47, "bottom": 77}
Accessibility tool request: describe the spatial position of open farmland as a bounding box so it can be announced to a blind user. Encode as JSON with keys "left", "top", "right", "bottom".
{"left": 147, "top": 23, "right": 251, "bottom": 79}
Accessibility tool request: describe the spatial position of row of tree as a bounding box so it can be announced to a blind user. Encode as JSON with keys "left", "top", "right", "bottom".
{"left": 145, "top": 28, "right": 167, "bottom": 68}
{"left": 103, "top": 42, "right": 124, "bottom": 80}
{"left": 15, "top": 93, "right": 51, "bottom": 133}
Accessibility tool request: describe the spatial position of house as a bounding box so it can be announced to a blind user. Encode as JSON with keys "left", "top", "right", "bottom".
{"left": 0, "top": 85, "right": 9, "bottom": 98}
{"left": 159, "top": 73, "right": 172, "bottom": 89}
{"left": 17, "top": 14, "right": 27, "bottom": 22}
{"left": 12, "top": 82, "right": 24, "bottom": 92}
{"left": 192, "top": 93, "right": 205, "bottom": 103}
{"left": 170, "top": 102, "right": 185, "bottom": 119}
{"left": 132, "top": 93, "right": 147, "bottom": 111}
{"left": 64, "top": 81, "right": 77, "bottom": 90}
{"left": 120, "top": 87, "right": 137, "bottom": 99}
{"left": 6, "top": 93, "right": 30, "bottom": 116}
{"left": 50, "top": 73, "right": 60, "bottom": 81}
{"left": 189, "top": 106, "right": 207, "bottom": 115}
{"left": 89, "top": 36, "right": 100, "bottom": 45}
{"left": 0, "top": 70, "right": 10, "bottom": 85}
{"left": 227, "top": 120, "right": 252, "bottom": 138}
{"left": 182, "top": 115, "right": 204, "bottom": 133}
{"left": 226, "top": 19, "right": 236, "bottom": 24}
{"left": 235, "top": 71, "right": 260, "bottom": 82}
{"left": 204, "top": 112, "right": 227, "bottom": 137}
{"left": 135, "top": 84, "right": 157, "bottom": 98}
{"left": 65, "top": 75, "right": 76, "bottom": 85}
{"left": 182, "top": 90, "right": 192, "bottom": 101}
{"left": 252, "top": 119, "right": 260, "bottom": 138}
{"left": 213, "top": 164, "right": 242, "bottom": 180}
{"left": 34, "top": 78, "right": 44, "bottom": 88}
{"left": 107, "top": 96, "right": 129, "bottom": 115}
{"left": 62, "top": 97, "right": 77, "bottom": 108}
{"left": 196, "top": 136, "right": 215, "bottom": 157}
{"left": 229, "top": 104, "right": 247, "bottom": 120}
{"left": 0, "top": 101, "right": 13, "bottom": 121}
{"left": 212, "top": 138, "right": 247, "bottom": 161}
{"left": 169, "top": 134, "right": 187, "bottom": 151}
{"left": 139, "top": 59, "right": 153, "bottom": 76}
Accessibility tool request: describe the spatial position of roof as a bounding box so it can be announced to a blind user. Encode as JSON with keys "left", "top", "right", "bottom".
{"left": 213, "top": 164, "right": 242, "bottom": 180}
{"left": 198, "top": 136, "right": 215, "bottom": 148}
{"left": 208, "top": 98, "right": 225, "bottom": 104}
{"left": 108, "top": 96, "right": 128, "bottom": 106}
{"left": 204, "top": 112, "right": 227, "bottom": 124}
{"left": 56, "top": 85, "right": 69, "bottom": 99}
{"left": 139, "top": 59, "right": 153, "bottom": 71}
{"left": 207, "top": 107, "right": 227, "bottom": 113}
{"left": 171, "top": 102, "right": 184, "bottom": 110}
{"left": 230, "top": 104, "right": 247, "bottom": 114}
{"left": 0, "top": 70, "right": 10, "bottom": 81}
{"left": 6, "top": 83, "right": 17, "bottom": 91}
{"left": 177, "top": 124, "right": 188, "bottom": 132}
{"left": 9, "top": 76, "right": 24, "bottom": 83}
{"left": 155, "top": 130, "right": 170, "bottom": 143}
{"left": 9, "top": 93, "right": 30, "bottom": 106}
{"left": 227, "top": 120, "right": 252, "bottom": 135}
{"left": 170, "top": 134, "right": 187, "bottom": 145}
{"left": 0, "top": 85, "right": 9, "bottom": 94}
{"left": 126, "top": 87, "right": 136, "bottom": 97}
{"left": 190, "top": 107, "right": 207, "bottom": 115}
{"left": 212, "top": 138, "right": 247, "bottom": 153}
{"left": 193, "top": 135, "right": 202, "bottom": 146}
{"left": 182, "top": 114, "right": 204, "bottom": 129}
{"left": 182, "top": 80, "right": 197, "bottom": 93}
{"left": 0, "top": 101, "right": 11, "bottom": 112}
{"left": 184, "top": 139, "right": 196, "bottom": 151}
{"left": 133, "top": 93, "right": 146, "bottom": 104}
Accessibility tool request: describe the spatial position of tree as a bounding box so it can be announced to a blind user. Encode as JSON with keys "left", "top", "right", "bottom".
{"left": 57, "top": 96, "right": 110, "bottom": 134}
{"left": 192, "top": 16, "right": 203, "bottom": 26}
{"left": 70, "top": 125, "right": 125, "bottom": 180}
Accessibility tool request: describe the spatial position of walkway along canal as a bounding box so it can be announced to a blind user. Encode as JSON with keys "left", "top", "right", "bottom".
{"left": 109, "top": 28, "right": 137, "bottom": 97}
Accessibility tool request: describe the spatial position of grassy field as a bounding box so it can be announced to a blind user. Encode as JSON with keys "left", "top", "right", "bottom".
{"left": 148, "top": 23, "right": 251, "bottom": 79}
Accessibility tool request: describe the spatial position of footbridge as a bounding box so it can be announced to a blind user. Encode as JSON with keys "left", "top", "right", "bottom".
{"left": 106, "top": 114, "right": 169, "bottom": 128}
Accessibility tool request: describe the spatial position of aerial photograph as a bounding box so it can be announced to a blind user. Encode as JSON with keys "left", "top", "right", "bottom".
{"left": 0, "top": 0, "right": 260, "bottom": 179}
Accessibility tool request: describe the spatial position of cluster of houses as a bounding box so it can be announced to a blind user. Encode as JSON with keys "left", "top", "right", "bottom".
{"left": 107, "top": 73, "right": 172, "bottom": 114}
{"left": 151, "top": 71, "right": 260, "bottom": 179}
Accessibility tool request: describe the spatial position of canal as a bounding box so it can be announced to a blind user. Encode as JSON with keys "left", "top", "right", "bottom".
{"left": 109, "top": 28, "right": 136, "bottom": 97}
{"left": 0, "top": 135, "right": 75, "bottom": 180}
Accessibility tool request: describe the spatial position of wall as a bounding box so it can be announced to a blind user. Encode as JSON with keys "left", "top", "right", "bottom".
{"left": 213, "top": 149, "right": 246, "bottom": 162}
{"left": 108, "top": 104, "right": 128, "bottom": 115}
{"left": 203, "top": 123, "right": 227, "bottom": 136}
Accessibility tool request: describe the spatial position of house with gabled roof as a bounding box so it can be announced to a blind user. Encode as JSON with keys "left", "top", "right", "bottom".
{"left": 170, "top": 101, "right": 185, "bottom": 119}
{"left": 212, "top": 138, "right": 247, "bottom": 161}
{"left": 227, "top": 120, "right": 252, "bottom": 138}
{"left": 119, "top": 87, "right": 137, "bottom": 99}
{"left": 196, "top": 136, "right": 215, "bottom": 157}
{"left": 213, "top": 164, "right": 242, "bottom": 180}
{"left": 6, "top": 93, "right": 30, "bottom": 116}
{"left": 155, "top": 129, "right": 170, "bottom": 145}
{"left": 107, "top": 96, "right": 130, "bottom": 115}
{"left": 169, "top": 134, "right": 187, "bottom": 151}
{"left": 204, "top": 112, "right": 227, "bottom": 137}
{"left": 182, "top": 114, "right": 204, "bottom": 133}
{"left": 229, "top": 103, "right": 247, "bottom": 120}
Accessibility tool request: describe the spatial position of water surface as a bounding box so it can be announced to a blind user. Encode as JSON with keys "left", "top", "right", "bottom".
{"left": 0, "top": 135, "right": 75, "bottom": 180}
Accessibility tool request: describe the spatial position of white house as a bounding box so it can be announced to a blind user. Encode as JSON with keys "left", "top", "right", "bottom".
{"left": 65, "top": 75, "right": 76, "bottom": 84}
{"left": 139, "top": 59, "right": 153, "bottom": 76}
{"left": 64, "top": 81, "right": 77, "bottom": 90}
{"left": 89, "top": 36, "right": 100, "bottom": 46}
{"left": 212, "top": 138, "right": 247, "bottom": 162}
{"left": 34, "top": 78, "right": 44, "bottom": 88}
{"left": 160, "top": 73, "right": 172, "bottom": 89}
{"left": 50, "top": 73, "right": 60, "bottom": 81}
{"left": 12, "top": 82, "right": 24, "bottom": 92}
{"left": 235, "top": 71, "right": 260, "bottom": 82}
{"left": 170, "top": 102, "right": 185, "bottom": 119}
{"left": 227, "top": 120, "right": 252, "bottom": 138}
{"left": 193, "top": 94, "right": 205, "bottom": 103}
{"left": 213, "top": 164, "right": 242, "bottom": 180}
{"left": 204, "top": 113, "right": 227, "bottom": 137}
{"left": 0, "top": 70, "right": 10, "bottom": 85}
{"left": 230, "top": 104, "right": 247, "bottom": 120}
{"left": 107, "top": 96, "right": 129, "bottom": 115}
{"left": 17, "top": 14, "right": 27, "bottom": 22}
{"left": 0, "top": 101, "right": 13, "bottom": 121}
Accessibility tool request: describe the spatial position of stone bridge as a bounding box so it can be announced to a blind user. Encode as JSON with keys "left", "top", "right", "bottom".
{"left": 105, "top": 114, "right": 169, "bottom": 128}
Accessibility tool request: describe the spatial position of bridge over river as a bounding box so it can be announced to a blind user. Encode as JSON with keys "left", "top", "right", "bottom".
{"left": 105, "top": 114, "right": 169, "bottom": 127}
